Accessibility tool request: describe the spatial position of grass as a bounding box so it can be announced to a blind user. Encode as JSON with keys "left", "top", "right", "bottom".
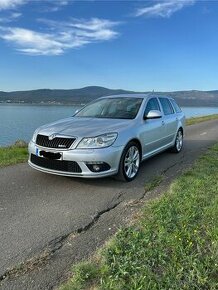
{"left": 60, "top": 143, "right": 218, "bottom": 290}
{"left": 0, "top": 140, "right": 28, "bottom": 167}
{"left": 185, "top": 113, "right": 218, "bottom": 126}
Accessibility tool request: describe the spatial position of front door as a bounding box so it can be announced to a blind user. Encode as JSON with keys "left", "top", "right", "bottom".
{"left": 140, "top": 97, "right": 166, "bottom": 157}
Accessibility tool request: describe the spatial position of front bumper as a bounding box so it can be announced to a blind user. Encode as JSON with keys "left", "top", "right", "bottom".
{"left": 28, "top": 141, "right": 124, "bottom": 178}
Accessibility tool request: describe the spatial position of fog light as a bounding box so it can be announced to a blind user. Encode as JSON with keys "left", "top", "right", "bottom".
{"left": 93, "top": 165, "right": 100, "bottom": 172}
{"left": 86, "top": 162, "right": 111, "bottom": 172}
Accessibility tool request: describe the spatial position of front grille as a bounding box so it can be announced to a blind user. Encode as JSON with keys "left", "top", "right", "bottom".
{"left": 31, "top": 154, "right": 82, "bottom": 173}
{"left": 36, "top": 134, "right": 76, "bottom": 149}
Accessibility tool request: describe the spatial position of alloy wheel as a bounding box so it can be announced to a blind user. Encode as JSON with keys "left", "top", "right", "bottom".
{"left": 176, "top": 130, "right": 183, "bottom": 152}
{"left": 124, "top": 145, "right": 140, "bottom": 179}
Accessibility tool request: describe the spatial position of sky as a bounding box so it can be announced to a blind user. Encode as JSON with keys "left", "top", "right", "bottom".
{"left": 0, "top": 0, "right": 218, "bottom": 92}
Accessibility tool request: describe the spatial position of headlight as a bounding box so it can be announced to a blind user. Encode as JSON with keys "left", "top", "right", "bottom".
{"left": 77, "top": 133, "right": 118, "bottom": 149}
{"left": 32, "top": 130, "right": 38, "bottom": 143}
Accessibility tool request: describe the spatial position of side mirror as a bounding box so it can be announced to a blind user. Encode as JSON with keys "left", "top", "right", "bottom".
{"left": 144, "top": 110, "right": 162, "bottom": 120}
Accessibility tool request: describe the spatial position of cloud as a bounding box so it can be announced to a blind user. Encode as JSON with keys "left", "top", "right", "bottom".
{"left": 42, "top": 0, "right": 71, "bottom": 12}
{"left": 0, "top": 18, "right": 120, "bottom": 55}
{"left": 57, "top": 0, "right": 69, "bottom": 5}
{"left": 11, "top": 11, "right": 21, "bottom": 18}
{"left": 0, "top": 27, "right": 65, "bottom": 55}
{"left": 0, "top": 11, "right": 21, "bottom": 22}
{"left": 40, "top": 18, "right": 119, "bottom": 40}
{"left": 0, "top": 0, "right": 26, "bottom": 10}
{"left": 135, "top": 0, "right": 195, "bottom": 18}
{"left": 0, "top": 0, "right": 70, "bottom": 12}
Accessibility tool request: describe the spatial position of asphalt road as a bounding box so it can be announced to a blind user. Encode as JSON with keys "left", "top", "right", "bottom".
{"left": 0, "top": 119, "right": 218, "bottom": 289}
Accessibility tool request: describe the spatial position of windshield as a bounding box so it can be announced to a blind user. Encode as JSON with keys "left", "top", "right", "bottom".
{"left": 75, "top": 97, "right": 143, "bottom": 119}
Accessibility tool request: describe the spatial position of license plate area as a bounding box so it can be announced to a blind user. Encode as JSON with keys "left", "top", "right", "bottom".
{"left": 36, "top": 149, "right": 63, "bottom": 160}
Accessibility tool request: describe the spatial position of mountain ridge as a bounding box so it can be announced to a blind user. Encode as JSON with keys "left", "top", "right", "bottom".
{"left": 0, "top": 86, "right": 218, "bottom": 107}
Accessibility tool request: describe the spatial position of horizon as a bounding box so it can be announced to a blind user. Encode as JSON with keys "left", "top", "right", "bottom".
{"left": 1, "top": 85, "right": 218, "bottom": 94}
{"left": 0, "top": 0, "right": 218, "bottom": 91}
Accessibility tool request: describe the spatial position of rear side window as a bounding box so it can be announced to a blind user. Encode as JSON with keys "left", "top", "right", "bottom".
{"left": 144, "top": 98, "right": 160, "bottom": 116}
{"left": 170, "top": 99, "right": 182, "bottom": 113}
{"left": 159, "top": 98, "right": 174, "bottom": 115}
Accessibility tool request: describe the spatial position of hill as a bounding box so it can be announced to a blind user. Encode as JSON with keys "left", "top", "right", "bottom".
{"left": 0, "top": 86, "right": 218, "bottom": 107}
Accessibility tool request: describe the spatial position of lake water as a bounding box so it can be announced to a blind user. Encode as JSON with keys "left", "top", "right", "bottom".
{"left": 0, "top": 104, "right": 218, "bottom": 147}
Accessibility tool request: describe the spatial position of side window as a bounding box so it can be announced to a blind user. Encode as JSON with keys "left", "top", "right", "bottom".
{"left": 144, "top": 98, "right": 161, "bottom": 116}
{"left": 159, "top": 98, "right": 174, "bottom": 115}
{"left": 170, "top": 99, "right": 182, "bottom": 113}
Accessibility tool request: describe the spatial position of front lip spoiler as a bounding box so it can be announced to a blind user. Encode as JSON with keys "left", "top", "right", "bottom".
{"left": 28, "top": 160, "right": 117, "bottom": 179}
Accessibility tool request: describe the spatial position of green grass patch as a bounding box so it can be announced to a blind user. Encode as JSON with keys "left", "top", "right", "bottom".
{"left": 186, "top": 114, "right": 218, "bottom": 126}
{"left": 0, "top": 140, "right": 28, "bottom": 167}
{"left": 60, "top": 262, "right": 100, "bottom": 290}
{"left": 61, "top": 144, "right": 218, "bottom": 290}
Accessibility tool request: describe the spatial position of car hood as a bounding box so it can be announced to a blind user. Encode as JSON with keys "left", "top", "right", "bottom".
{"left": 38, "top": 117, "right": 133, "bottom": 138}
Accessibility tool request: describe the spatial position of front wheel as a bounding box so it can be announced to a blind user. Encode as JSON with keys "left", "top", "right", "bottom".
{"left": 116, "top": 142, "right": 141, "bottom": 182}
{"left": 171, "top": 129, "right": 183, "bottom": 153}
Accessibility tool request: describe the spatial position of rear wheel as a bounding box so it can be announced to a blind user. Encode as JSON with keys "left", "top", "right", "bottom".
{"left": 171, "top": 129, "right": 183, "bottom": 153}
{"left": 116, "top": 142, "right": 140, "bottom": 181}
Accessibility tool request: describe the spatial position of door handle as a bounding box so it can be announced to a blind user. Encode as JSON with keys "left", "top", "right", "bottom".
{"left": 162, "top": 121, "right": 165, "bottom": 126}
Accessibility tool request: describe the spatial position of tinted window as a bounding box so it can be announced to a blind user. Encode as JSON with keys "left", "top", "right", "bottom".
{"left": 159, "top": 98, "right": 174, "bottom": 115}
{"left": 170, "top": 99, "right": 182, "bottom": 113}
{"left": 144, "top": 98, "right": 160, "bottom": 116}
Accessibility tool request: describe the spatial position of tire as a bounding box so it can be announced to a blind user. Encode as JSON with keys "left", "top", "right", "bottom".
{"left": 116, "top": 141, "right": 141, "bottom": 182}
{"left": 170, "top": 129, "right": 183, "bottom": 153}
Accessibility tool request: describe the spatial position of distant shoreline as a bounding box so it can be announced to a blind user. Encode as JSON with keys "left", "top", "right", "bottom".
{"left": 0, "top": 102, "right": 217, "bottom": 108}
{"left": 1, "top": 86, "right": 218, "bottom": 107}
{"left": 0, "top": 102, "right": 85, "bottom": 106}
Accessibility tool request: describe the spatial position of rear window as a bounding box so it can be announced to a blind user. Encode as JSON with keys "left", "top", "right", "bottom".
{"left": 159, "top": 98, "right": 174, "bottom": 115}
{"left": 170, "top": 99, "right": 182, "bottom": 113}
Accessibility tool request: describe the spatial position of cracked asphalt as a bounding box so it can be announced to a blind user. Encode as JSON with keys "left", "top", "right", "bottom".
{"left": 0, "top": 119, "right": 218, "bottom": 290}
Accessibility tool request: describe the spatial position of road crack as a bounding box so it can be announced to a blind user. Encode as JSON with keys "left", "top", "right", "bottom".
{"left": 0, "top": 195, "right": 123, "bottom": 283}
{"left": 162, "top": 153, "right": 185, "bottom": 175}
{"left": 0, "top": 155, "right": 186, "bottom": 284}
{"left": 133, "top": 152, "right": 186, "bottom": 203}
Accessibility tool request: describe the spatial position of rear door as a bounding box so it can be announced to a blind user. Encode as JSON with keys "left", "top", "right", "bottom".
{"left": 158, "top": 97, "right": 178, "bottom": 145}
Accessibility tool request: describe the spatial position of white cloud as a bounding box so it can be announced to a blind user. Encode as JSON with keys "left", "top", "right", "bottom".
{"left": 0, "top": 0, "right": 70, "bottom": 12}
{"left": 11, "top": 11, "right": 21, "bottom": 18}
{"left": 135, "top": 0, "right": 195, "bottom": 18}
{"left": 0, "top": 0, "right": 26, "bottom": 10}
{"left": 70, "top": 18, "right": 117, "bottom": 31}
{"left": 58, "top": 0, "right": 69, "bottom": 6}
{"left": 0, "top": 27, "right": 65, "bottom": 55}
{"left": 0, "top": 11, "right": 21, "bottom": 22}
{"left": 42, "top": 0, "right": 71, "bottom": 12}
{"left": 0, "top": 18, "right": 120, "bottom": 55}
{"left": 41, "top": 18, "right": 119, "bottom": 40}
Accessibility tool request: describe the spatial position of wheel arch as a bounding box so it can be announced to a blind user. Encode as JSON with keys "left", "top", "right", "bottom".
{"left": 173, "top": 126, "right": 184, "bottom": 144}
{"left": 126, "top": 138, "right": 142, "bottom": 161}
{"left": 178, "top": 126, "right": 184, "bottom": 135}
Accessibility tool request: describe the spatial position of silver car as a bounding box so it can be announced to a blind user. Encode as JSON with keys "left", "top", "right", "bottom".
{"left": 28, "top": 94, "right": 185, "bottom": 181}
